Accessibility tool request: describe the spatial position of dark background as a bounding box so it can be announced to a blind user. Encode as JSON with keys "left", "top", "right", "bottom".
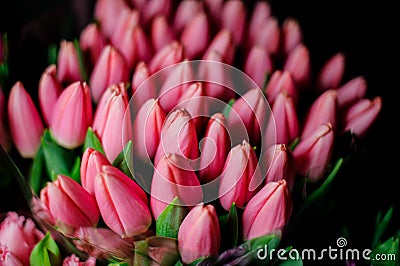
{"left": 1, "top": 0, "right": 399, "bottom": 262}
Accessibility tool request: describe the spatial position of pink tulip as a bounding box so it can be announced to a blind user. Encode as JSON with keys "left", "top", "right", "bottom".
{"left": 244, "top": 45, "right": 273, "bottom": 88}
{"left": 81, "top": 147, "right": 111, "bottom": 195}
{"left": 95, "top": 83, "right": 129, "bottom": 118}
{"left": 0, "top": 89, "right": 11, "bottom": 152}
{"left": 133, "top": 98, "right": 166, "bottom": 161}
{"left": 336, "top": 76, "right": 367, "bottom": 109}
{"left": 95, "top": 165, "right": 152, "bottom": 237}
{"left": 252, "top": 18, "right": 280, "bottom": 55}
{"left": 152, "top": 15, "right": 175, "bottom": 52}
{"left": 131, "top": 61, "right": 157, "bottom": 109}
{"left": 129, "top": 0, "right": 146, "bottom": 10}
{"left": 178, "top": 204, "right": 220, "bottom": 264}
{"left": 282, "top": 18, "right": 303, "bottom": 56}
{"left": 142, "top": 0, "right": 172, "bottom": 25}
{"left": 181, "top": 13, "right": 210, "bottom": 59}
{"left": 221, "top": 0, "right": 246, "bottom": 45}
{"left": 149, "top": 41, "right": 184, "bottom": 74}
{"left": 203, "top": 29, "right": 235, "bottom": 65}
{"left": 301, "top": 89, "right": 337, "bottom": 138}
{"left": 265, "top": 70, "right": 298, "bottom": 106}
{"left": 92, "top": 82, "right": 131, "bottom": 162}
{"left": 40, "top": 175, "right": 100, "bottom": 228}
{"left": 173, "top": 0, "right": 204, "bottom": 34}
{"left": 219, "top": 140, "right": 262, "bottom": 210}
{"left": 260, "top": 144, "right": 296, "bottom": 191}
{"left": 38, "top": 64, "right": 63, "bottom": 125}
{"left": 284, "top": 44, "right": 311, "bottom": 88}
{"left": 0, "top": 212, "right": 44, "bottom": 265}
{"left": 342, "top": 96, "right": 382, "bottom": 138}
{"left": 293, "top": 123, "right": 335, "bottom": 182}
{"left": 79, "top": 23, "right": 106, "bottom": 69}
{"left": 89, "top": 45, "right": 129, "bottom": 103}
{"left": 154, "top": 109, "right": 199, "bottom": 166}
{"left": 242, "top": 180, "right": 292, "bottom": 240}
{"left": 94, "top": 0, "right": 130, "bottom": 38}
{"left": 57, "top": 40, "right": 82, "bottom": 84}
{"left": 265, "top": 92, "right": 299, "bottom": 148}
{"left": 50, "top": 81, "right": 92, "bottom": 149}
{"left": 248, "top": 1, "right": 271, "bottom": 45}
{"left": 317, "top": 53, "right": 346, "bottom": 91}
{"left": 151, "top": 154, "right": 203, "bottom": 219}
{"left": 62, "top": 254, "right": 96, "bottom": 266}
{"left": 8, "top": 82, "right": 44, "bottom": 158}
{"left": 198, "top": 113, "right": 230, "bottom": 183}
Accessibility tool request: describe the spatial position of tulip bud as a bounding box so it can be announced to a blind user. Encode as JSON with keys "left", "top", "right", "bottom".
{"left": 50, "top": 81, "right": 92, "bottom": 149}
{"left": 282, "top": 18, "right": 303, "bottom": 56}
{"left": 149, "top": 41, "right": 184, "bottom": 74}
{"left": 0, "top": 89, "right": 11, "bottom": 152}
{"left": 40, "top": 175, "right": 100, "bottom": 228}
{"left": 252, "top": 18, "right": 280, "bottom": 55}
{"left": 95, "top": 165, "right": 152, "bottom": 237}
{"left": 94, "top": 0, "right": 130, "bottom": 38}
{"left": 151, "top": 154, "right": 203, "bottom": 219}
{"left": 154, "top": 109, "right": 199, "bottom": 166}
{"left": 203, "top": 0, "right": 223, "bottom": 27}
{"left": 178, "top": 203, "right": 220, "bottom": 264}
{"left": 221, "top": 0, "right": 246, "bottom": 45}
{"left": 81, "top": 147, "right": 110, "bottom": 195}
{"left": 265, "top": 70, "right": 298, "bottom": 106}
{"left": 62, "top": 254, "right": 96, "bottom": 266}
{"left": 284, "top": 44, "right": 311, "bottom": 88}
{"left": 317, "top": 53, "right": 345, "bottom": 91}
{"left": 0, "top": 212, "right": 44, "bottom": 265}
{"left": 79, "top": 23, "right": 106, "bottom": 69}
{"left": 57, "top": 40, "right": 82, "bottom": 84}
{"left": 219, "top": 140, "right": 262, "bottom": 210}
{"left": 92, "top": 83, "right": 131, "bottom": 162}
{"left": 8, "top": 82, "right": 44, "bottom": 158}
{"left": 244, "top": 45, "right": 273, "bottom": 88}
{"left": 95, "top": 83, "right": 129, "bottom": 118}
{"left": 265, "top": 92, "right": 299, "bottom": 148}
{"left": 248, "top": 1, "right": 271, "bottom": 44}
{"left": 198, "top": 113, "right": 230, "bottom": 184}
{"left": 133, "top": 98, "right": 166, "bottom": 161}
{"left": 336, "top": 76, "right": 367, "bottom": 109}
{"left": 174, "top": 0, "right": 203, "bottom": 34}
{"left": 152, "top": 15, "right": 175, "bottom": 52}
{"left": 131, "top": 61, "right": 157, "bottom": 109}
{"left": 301, "top": 89, "right": 337, "bottom": 138}
{"left": 38, "top": 64, "right": 63, "bottom": 125}
{"left": 260, "top": 144, "right": 296, "bottom": 190}
{"left": 342, "top": 96, "right": 382, "bottom": 138}
{"left": 293, "top": 123, "right": 335, "bottom": 182}
{"left": 242, "top": 180, "right": 292, "bottom": 240}
{"left": 181, "top": 13, "right": 210, "bottom": 59}
{"left": 89, "top": 45, "right": 129, "bottom": 103}
{"left": 203, "top": 29, "right": 235, "bottom": 65}
{"left": 142, "top": 0, "right": 172, "bottom": 25}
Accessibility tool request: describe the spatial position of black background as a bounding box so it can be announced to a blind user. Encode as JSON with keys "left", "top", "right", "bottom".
{"left": 1, "top": 0, "right": 399, "bottom": 263}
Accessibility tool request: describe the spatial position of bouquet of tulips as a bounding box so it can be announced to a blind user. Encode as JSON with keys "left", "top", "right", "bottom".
{"left": 0, "top": 0, "right": 390, "bottom": 265}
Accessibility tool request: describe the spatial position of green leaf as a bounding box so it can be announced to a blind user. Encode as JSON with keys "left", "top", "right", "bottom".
{"left": 289, "top": 137, "right": 300, "bottom": 151}
{"left": 47, "top": 43, "right": 58, "bottom": 65}
{"left": 174, "top": 260, "right": 184, "bottom": 266}
{"left": 372, "top": 206, "right": 394, "bottom": 249}
{"left": 262, "top": 71, "right": 271, "bottom": 92}
{"left": 222, "top": 98, "right": 236, "bottom": 118}
{"left": 108, "top": 262, "right": 130, "bottom": 266}
{"left": 73, "top": 39, "right": 88, "bottom": 82}
{"left": 271, "top": 246, "right": 303, "bottom": 266}
{"left": 29, "top": 145, "right": 49, "bottom": 195}
{"left": 156, "top": 197, "right": 187, "bottom": 238}
{"left": 219, "top": 203, "right": 239, "bottom": 250}
{"left": 30, "top": 232, "right": 61, "bottom": 266}
{"left": 69, "top": 157, "right": 81, "bottom": 183}
{"left": 112, "top": 140, "right": 134, "bottom": 178}
{"left": 370, "top": 236, "right": 399, "bottom": 266}
{"left": 134, "top": 240, "right": 150, "bottom": 266}
{"left": 83, "top": 127, "right": 105, "bottom": 155}
{"left": 134, "top": 237, "right": 179, "bottom": 266}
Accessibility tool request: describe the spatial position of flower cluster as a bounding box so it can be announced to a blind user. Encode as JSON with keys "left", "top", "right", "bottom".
{"left": 0, "top": 0, "right": 383, "bottom": 265}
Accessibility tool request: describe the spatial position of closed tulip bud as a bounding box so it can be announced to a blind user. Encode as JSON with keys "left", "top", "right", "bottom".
{"left": 40, "top": 175, "right": 100, "bottom": 228}
{"left": 151, "top": 154, "right": 203, "bottom": 219}
{"left": 260, "top": 144, "right": 296, "bottom": 190}
{"left": 81, "top": 147, "right": 111, "bottom": 195}
{"left": 244, "top": 46, "right": 273, "bottom": 88}
{"left": 222, "top": 0, "right": 246, "bottom": 45}
{"left": 94, "top": 0, "right": 130, "bottom": 38}
{"left": 142, "top": 0, "right": 172, "bottom": 25}
{"left": 38, "top": 64, "right": 63, "bottom": 125}
{"left": 50, "top": 81, "right": 92, "bottom": 149}
{"left": 181, "top": 13, "right": 210, "bottom": 59}
{"left": 57, "top": 40, "right": 82, "bottom": 84}
{"left": 90, "top": 45, "right": 129, "bottom": 103}
{"left": 198, "top": 113, "right": 230, "bottom": 183}
{"left": 79, "top": 23, "right": 106, "bottom": 68}
{"left": 133, "top": 98, "right": 166, "bottom": 160}
{"left": 336, "top": 76, "right": 367, "bottom": 109}
{"left": 149, "top": 41, "right": 184, "bottom": 74}
{"left": 93, "top": 83, "right": 131, "bottom": 162}
{"left": 131, "top": 61, "right": 157, "bottom": 109}
{"left": 342, "top": 96, "right": 382, "bottom": 138}
{"left": 8, "top": 82, "right": 44, "bottom": 158}
{"left": 0, "top": 89, "right": 11, "bottom": 152}
{"left": 95, "top": 165, "right": 151, "bottom": 237}
{"left": 203, "top": 29, "right": 235, "bottom": 65}
{"left": 265, "top": 92, "right": 299, "bottom": 148}
{"left": 284, "top": 44, "right": 311, "bottom": 88}
{"left": 302, "top": 89, "right": 337, "bottom": 138}
{"left": 0, "top": 212, "right": 44, "bottom": 265}
{"left": 248, "top": 1, "right": 271, "bottom": 44}
{"left": 317, "top": 53, "right": 345, "bottom": 91}
{"left": 154, "top": 109, "right": 199, "bottom": 166}
{"left": 95, "top": 83, "right": 129, "bottom": 118}
{"left": 242, "top": 180, "right": 292, "bottom": 240}
{"left": 152, "top": 15, "right": 175, "bottom": 52}
{"left": 282, "top": 18, "right": 303, "bottom": 56}
{"left": 174, "top": 0, "right": 203, "bottom": 34}
{"left": 265, "top": 70, "right": 298, "bottom": 106}
{"left": 133, "top": 26, "right": 153, "bottom": 65}
{"left": 294, "top": 123, "right": 335, "bottom": 182}
{"left": 62, "top": 254, "right": 96, "bottom": 266}
{"left": 252, "top": 18, "right": 280, "bottom": 55}
{"left": 178, "top": 204, "right": 220, "bottom": 264}
{"left": 219, "top": 140, "right": 262, "bottom": 210}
